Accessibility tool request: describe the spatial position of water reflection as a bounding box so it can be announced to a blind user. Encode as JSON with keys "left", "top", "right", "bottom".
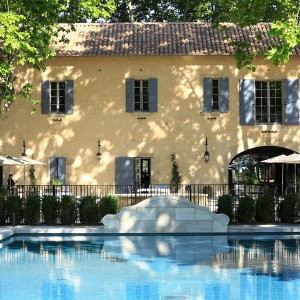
{"left": 0, "top": 235, "right": 300, "bottom": 299}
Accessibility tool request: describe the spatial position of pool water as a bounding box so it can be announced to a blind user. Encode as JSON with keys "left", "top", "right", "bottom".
{"left": 0, "top": 234, "right": 300, "bottom": 299}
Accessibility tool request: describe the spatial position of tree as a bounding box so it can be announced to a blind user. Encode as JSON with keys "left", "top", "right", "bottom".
{"left": 210, "top": 0, "right": 300, "bottom": 70}
{"left": 170, "top": 153, "right": 182, "bottom": 193}
{"left": 0, "top": 0, "right": 116, "bottom": 117}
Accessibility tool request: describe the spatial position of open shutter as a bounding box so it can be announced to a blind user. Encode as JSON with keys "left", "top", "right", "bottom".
{"left": 126, "top": 78, "right": 134, "bottom": 112}
{"left": 149, "top": 78, "right": 158, "bottom": 112}
{"left": 284, "top": 79, "right": 299, "bottom": 125}
{"left": 58, "top": 157, "right": 66, "bottom": 184}
{"left": 220, "top": 77, "right": 229, "bottom": 112}
{"left": 239, "top": 79, "right": 255, "bottom": 125}
{"left": 41, "top": 80, "right": 50, "bottom": 114}
{"left": 65, "top": 80, "right": 74, "bottom": 115}
{"left": 203, "top": 77, "right": 212, "bottom": 112}
{"left": 115, "top": 157, "right": 134, "bottom": 193}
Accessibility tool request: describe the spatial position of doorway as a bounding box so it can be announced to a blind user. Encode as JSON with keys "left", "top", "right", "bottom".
{"left": 134, "top": 158, "right": 151, "bottom": 188}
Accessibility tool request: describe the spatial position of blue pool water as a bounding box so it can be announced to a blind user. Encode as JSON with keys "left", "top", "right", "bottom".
{"left": 0, "top": 234, "right": 300, "bottom": 299}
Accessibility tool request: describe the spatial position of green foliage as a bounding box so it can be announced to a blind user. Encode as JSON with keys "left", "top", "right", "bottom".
{"left": 42, "top": 196, "right": 60, "bottom": 225}
{"left": 99, "top": 195, "right": 119, "bottom": 220}
{"left": 0, "top": 0, "right": 116, "bottom": 116}
{"left": 170, "top": 153, "right": 182, "bottom": 193}
{"left": 24, "top": 195, "right": 41, "bottom": 225}
{"left": 7, "top": 196, "right": 23, "bottom": 225}
{"left": 28, "top": 165, "right": 36, "bottom": 185}
{"left": 0, "top": 195, "right": 6, "bottom": 225}
{"left": 79, "top": 196, "right": 100, "bottom": 225}
{"left": 51, "top": 176, "right": 63, "bottom": 186}
{"left": 236, "top": 195, "right": 256, "bottom": 223}
{"left": 255, "top": 194, "right": 275, "bottom": 223}
{"left": 60, "top": 195, "right": 77, "bottom": 225}
{"left": 278, "top": 193, "right": 298, "bottom": 223}
{"left": 217, "top": 194, "right": 234, "bottom": 222}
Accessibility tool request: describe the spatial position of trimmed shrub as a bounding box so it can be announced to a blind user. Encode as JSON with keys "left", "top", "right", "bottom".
{"left": 0, "top": 195, "right": 6, "bottom": 225}
{"left": 236, "top": 195, "right": 255, "bottom": 223}
{"left": 60, "top": 195, "right": 77, "bottom": 225}
{"left": 7, "top": 196, "right": 23, "bottom": 225}
{"left": 79, "top": 196, "right": 100, "bottom": 225}
{"left": 216, "top": 194, "right": 234, "bottom": 222}
{"left": 24, "top": 195, "right": 41, "bottom": 225}
{"left": 278, "top": 193, "right": 298, "bottom": 223}
{"left": 99, "top": 195, "right": 119, "bottom": 220}
{"left": 255, "top": 194, "right": 275, "bottom": 223}
{"left": 42, "top": 196, "right": 60, "bottom": 225}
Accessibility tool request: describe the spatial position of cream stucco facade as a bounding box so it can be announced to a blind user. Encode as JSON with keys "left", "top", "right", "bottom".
{"left": 1, "top": 54, "right": 300, "bottom": 186}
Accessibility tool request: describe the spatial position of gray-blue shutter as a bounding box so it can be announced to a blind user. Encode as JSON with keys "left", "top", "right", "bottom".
{"left": 115, "top": 157, "right": 134, "bottom": 193}
{"left": 284, "top": 79, "right": 299, "bottom": 125}
{"left": 203, "top": 77, "right": 212, "bottom": 112}
{"left": 220, "top": 77, "right": 229, "bottom": 112}
{"left": 126, "top": 78, "right": 134, "bottom": 112}
{"left": 239, "top": 79, "right": 255, "bottom": 125}
{"left": 50, "top": 157, "right": 57, "bottom": 184}
{"left": 41, "top": 80, "right": 50, "bottom": 114}
{"left": 149, "top": 78, "right": 158, "bottom": 112}
{"left": 58, "top": 157, "right": 66, "bottom": 184}
{"left": 65, "top": 80, "right": 74, "bottom": 115}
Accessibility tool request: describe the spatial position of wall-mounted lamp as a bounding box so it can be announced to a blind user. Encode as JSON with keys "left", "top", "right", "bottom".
{"left": 21, "top": 140, "right": 27, "bottom": 157}
{"left": 204, "top": 137, "right": 210, "bottom": 163}
{"left": 96, "top": 139, "right": 102, "bottom": 163}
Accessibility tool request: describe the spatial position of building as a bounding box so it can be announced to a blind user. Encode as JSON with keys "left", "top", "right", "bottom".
{"left": 1, "top": 22, "right": 299, "bottom": 189}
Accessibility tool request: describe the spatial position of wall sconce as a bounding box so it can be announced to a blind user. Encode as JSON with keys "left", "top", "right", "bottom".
{"left": 21, "top": 140, "right": 27, "bottom": 157}
{"left": 204, "top": 137, "right": 210, "bottom": 163}
{"left": 96, "top": 139, "right": 102, "bottom": 163}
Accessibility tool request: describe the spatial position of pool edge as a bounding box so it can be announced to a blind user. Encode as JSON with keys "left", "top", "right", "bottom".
{"left": 1, "top": 224, "right": 300, "bottom": 243}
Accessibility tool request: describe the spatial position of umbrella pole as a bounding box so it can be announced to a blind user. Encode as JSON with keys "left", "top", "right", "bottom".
{"left": 23, "top": 165, "right": 26, "bottom": 185}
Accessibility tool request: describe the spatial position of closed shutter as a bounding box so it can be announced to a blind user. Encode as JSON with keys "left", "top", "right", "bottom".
{"left": 58, "top": 157, "right": 66, "bottom": 184}
{"left": 50, "top": 157, "right": 66, "bottom": 184}
{"left": 284, "top": 79, "right": 299, "bottom": 125}
{"left": 203, "top": 77, "right": 212, "bottom": 112}
{"left": 65, "top": 80, "right": 74, "bottom": 115}
{"left": 126, "top": 78, "right": 134, "bottom": 112}
{"left": 115, "top": 157, "right": 134, "bottom": 193}
{"left": 239, "top": 79, "right": 255, "bottom": 125}
{"left": 41, "top": 80, "right": 50, "bottom": 114}
{"left": 220, "top": 77, "right": 229, "bottom": 112}
{"left": 50, "top": 157, "right": 57, "bottom": 184}
{"left": 149, "top": 78, "right": 158, "bottom": 112}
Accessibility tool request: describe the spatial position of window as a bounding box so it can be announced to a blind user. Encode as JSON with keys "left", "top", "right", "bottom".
{"left": 240, "top": 79, "right": 299, "bottom": 126}
{"left": 126, "top": 78, "right": 158, "bottom": 112}
{"left": 255, "top": 81, "right": 282, "bottom": 124}
{"left": 203, "top": 77, "right": 229, "bottom": 113}
{"left": 50, "top": 82, "right": 66, "bottom": 113}
{"left": 41, "top": 80, "right": 74, "bottom": 115}
{"left": 134, "top": 80, "right": 149, "bottom": 111}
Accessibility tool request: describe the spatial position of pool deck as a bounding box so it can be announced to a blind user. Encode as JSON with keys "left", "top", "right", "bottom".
{"left": 1, "top": 224, "right": 300, "bottom": 241}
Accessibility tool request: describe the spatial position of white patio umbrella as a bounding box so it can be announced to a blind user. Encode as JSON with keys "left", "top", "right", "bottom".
{"left": 261, "top": 154, "right": 289, "bottom": 188}
{"left": 283, "top": 154, "right": 300, "bottom": 192}
{"left": 0, "top": 155, "right": 24, "bottom": 186}
{"left": 261, "top": 154, "right": 300, "bottom": 192}
{"left": 0, "top": 155, "right": 23, "bottom": 166}
{"left": 6, "top": 156, "right": 47, "bottom": 184}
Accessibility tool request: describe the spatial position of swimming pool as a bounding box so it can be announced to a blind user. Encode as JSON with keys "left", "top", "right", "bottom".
{"left": 0, "top": 234, "right": 300, "bottom": 299}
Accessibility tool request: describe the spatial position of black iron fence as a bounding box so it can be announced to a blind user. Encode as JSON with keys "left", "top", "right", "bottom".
{"left": 0, "top": 183, "right": 299, "bottom": 224}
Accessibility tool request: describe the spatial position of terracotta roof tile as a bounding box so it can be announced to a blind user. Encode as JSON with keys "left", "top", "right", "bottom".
{"left": 54, "top": 22, "right": 299, "bottom": 57}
